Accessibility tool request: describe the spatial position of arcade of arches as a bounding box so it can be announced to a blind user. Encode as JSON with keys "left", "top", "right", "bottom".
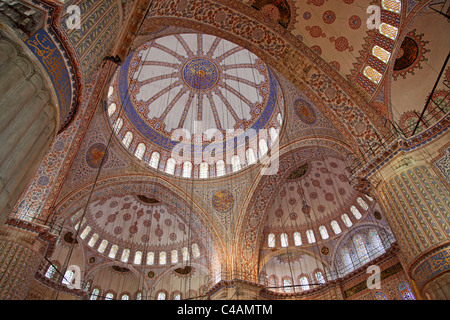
{"left": 0, "top": 0, "right": 448, "bottom": 301}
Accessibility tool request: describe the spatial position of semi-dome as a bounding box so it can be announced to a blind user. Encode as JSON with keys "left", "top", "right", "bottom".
{"left": 105, "top": 32, "right": 284, "bottom": 179}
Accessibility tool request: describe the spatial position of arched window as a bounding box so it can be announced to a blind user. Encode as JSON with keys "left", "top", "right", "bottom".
{"left": 246, "top": 148, "right": 257, "bottom": 165}
{"left": 331, "top": 220, "right": 342, "bottom": 234}
{"left": 147, "top": 252, "right": 154, "bottom": 265}
{"left": 216, "top": 160, "right": 226, "bottom": 177}
{"left": 62, "top": 270, "right": 74, "bottom": 285}
{"left": 113, "top": 118, "right": 123, "bottom": 133}
{"left": 45, "top": 265, "right": 57, "bottom": 279}
{"left": 105, "top": 292, "right": 114, "bottom": 300}
{"left": 108, "top": 86, "right": 114, "bottom": 98}
{"left": 182, "top": 161, "right": 192, "bottom": 178}
{"left": 341, "top": 214, "right": 352, "bottom": 227}
{"left": 283, "top": 278, "right": 293, "bottom": 293}
{"left": 353, "top": 234, "right": 370, "bottom": 265}
{"left": 159, "top": 251, "right": 166, "bottom": 265}
{"left": 134, "top": 251, "right": 142, "bottom": 265}
{"left": 121, "top": 294, "right": 129, "bottom": 300}
{"left": 165, "top": 158, "right": 176, "bottom": 175}
{"left": 98, "top": 240, "right": 108, "bottom": 253}
{"left": 268, "top": 233, "right": 276, "bottom": 248}
{"left": 381, "top": 0, "right": 401, "bottom": 13}
{"left": 269, "top": 127, "right": 278, "bottom": 143}
{"left": 356, "top": 197, "right": 369, "bottom": 210}
{"left": 280, "top": 233, "right": 288, "bottom": 247}
{"left": 372, "top": 45, "right": 391, "bottom": 64}
{"left": 80, "top": 226, "right": 91, "bottom": 239}
{"left": 277, "top": 113, "right": 283, "bottom": 125}
{"left": 122, "top": 131, "right": 133, "bottom": 148}
{"left": 350, "top": 206, "right": 362, "bottom": 220}
{"left": 369, "top": 229, "right": 386, "bottom": 255}
{"left": 171, "top": 250, "right": 178, "bottom": 264}
{"left": 341, "top": 247, "right": 354, "bottom": 272}
{"left": 363, "top": 66, "right": 383, "bottom": 84}
{"left": 109, "top": 245, "right": 119, "bottom": 259}
{"left": 108, "top": 103, "right": 116, "bottom": 117}
{"left": 259, "top": 139, "right": 268, "bottom": 158}
{"left": 293, "top": 232, "right": 302, "bottom": 246}
{"left": 173, "top": 293, "right": 181, "bottom": 300}
{"left": 379, "top": 23, "right": 398, "bottom": 40}
{"left": 192, "top": 243, "right": 200, "bottom": 258}
{"left": 306, "top": 230, "right": 316, "bottom": 244}
{"left": 315, "top": 271, "right": 326, "bottom": 284}
{"left": 199, "top": 162, "right": 209, "bottom": 178}
{"left": 300, "top": 276, "right": 310, "bottom": 291}
{"left": 88, "top": 233, "right": 99, "bottom": 247}
{"left": 319, "top": 226, "right": 329, "bottom": 240}
{"left": 365, "top": 194, "right": 374, "bottom": 202}
{"left": 157, "top": 292, "right": 166, "bottom": 300}
{"left": 182, "top": 247, "right": 190, "bottom": 261}
{"left": 136, "top": 292, "right": 142, "bottom": 300}
{"left": 231, "top": 155, "right": 241, "bottom": 172}
{"left": 121, "top": 249, "right": 130, "bottom": 263}
{"left": 135, "top": 143, "right": 146, "bottom": 160}
{"left": 90, "top": 288, "right": 100, "bottom": 300}
{"left": 398, "top": 281, "right": 416, "bottom": 300}
{"left": 149, "top": 152, "right": 160, "bottom": 169}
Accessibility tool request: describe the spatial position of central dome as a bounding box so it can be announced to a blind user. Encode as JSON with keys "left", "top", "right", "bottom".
{"left": 106, "top": 33, "right": 284, "bottom": 179}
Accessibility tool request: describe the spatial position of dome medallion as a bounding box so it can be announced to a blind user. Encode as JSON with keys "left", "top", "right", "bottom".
{"left": 182, "top": 58, "right": 219, "bottom": 90}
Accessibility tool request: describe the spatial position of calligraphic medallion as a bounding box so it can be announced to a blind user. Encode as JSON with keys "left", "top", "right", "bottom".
{"left": 182, "top": 58, "right": 219, "bottom": 90}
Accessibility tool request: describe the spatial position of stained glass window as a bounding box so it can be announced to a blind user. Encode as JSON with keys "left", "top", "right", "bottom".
{"left": 357, "top": 197, "right": 369, "bottom": 210}
{"left": 149, "top": 152, "right": 160, "bottom": 169}
{"left": 135, "top": 143, "right": 146, "bottom": 160}
{"left": 134, "top": 251, "right": 142, "bottom": 265}
{"left": 62, "top": 270, "right": 74, "bottom": 285}
{"left": 342, "top": 214, "right": 352, "bottom": 227}
{"left": 231, "top": 155, "right": 241, "bottom": 172}
{"left": 192, "top": 243, "right": 200, "bottom": 258}
{"left": 113, "top": 118, "right": 123, "bottom": 133}
{"left": 122, "top": 131, "right": 133, "bottom": 148}
{"left": 108, "top": 86, "right": 114, "bottom": 98}
{"left": 315, "top": 271, "right": 326, "bottom": 284}
{"left": 109, "top": 245, "right": 118, "bottom": 259}
{"left": 294, "top": 232, "right": 302, "bottom": 246}
{"left": 319, "top": 226, "right": 329, "bottom": 240}
{"left": 283, "top": 278, "right": 293, "bottom": 293}
{"left": 350, "top": 206, "right": 362, "bottom": 219}
{"left": 159, "top": 251, "right": 166, "bottom": 265}
{"left": 121, "top": 249, "right": 130, "bottom": 263}
{"left": 171, "top": 250, "right": 178, "bottom": 264}
{"left": 157, "top": 292, "right": 166, "bottom": 300}
{"left": 374, "top": 291, "right": 388, "bottom": 300}
{"left": 173, "top": 293, "right": 181, "bottom": 300}
{"left": 182, "top": 161, "right": 192, "bottom": 178}
{"left": 136, "top": 292, "right": 142, "bottom": 300}
{"left": 246, "top": 148, "right": 257, "bottom": 165}
{"left": 277, "top": 113, "right": 283, "bottom": 125}
{"left": 90, "top": 288, "right": 100, "bottom": 300}
{"left": 372, "top": 45, "right": 391, "bottom": 64}
{"left": 331, "top": 220, "right": 342, "bottom": 234}
{"left": 216, "top": 160, "right": 226, "bottom": 177}
{"left": 108, "top": 103, "right": 116, "bottom": 117}
{"left": 364, "top": 66, "right": 383, "bottom": 84}
{"left": 259, "top": 139, "right": 268, "bottom": 157}
{"left": 199, "top": 162, "right": 209, "bottom": 178}
{"left": 147, "top": 252, "right": 154, "bottom": 265}
{"left": 88, "top": 233, "right": 99, "bottom": 247}
{"left": 98, "top": 240, "right": 108, "bottom": 253}
{"left": 306, "top": 230, "right": 316, "bottom": 244}
{"left": 165, "top": 158, "right": 176, "bottom": 174}
{"left": 379, "top": 23, "right": 398, "bottom": 40}
{"left": 269, "top": 127, "right": 278, "bottom": 142}
{"left": 398, "top": 281, "right": 416, "bottom": 300}
{"left": 365, "top": 194, "right": 374, "bottom": 201}
{"left": 121, "top": 294, "right": 129, "bottom": 300}
{"left": 381, "top": 0, "right": 401, "bottom": 13}
{"left": 300, "top": 276, "right": 310, "bottom": 291}
{"left": 268, "top": 233, "right": 276, "bottom": 248}
{"left": 182, "top": 247, "right": 190, "bottom": 261}
{"left": 369, "top": 229, "right": 386, "bottom": 255}
{"left": 105, "top": 292, "right": 114, "bottom": 300}
{"left": 342, "top": 247, "right": 354, "bottom": 271}
{"left": 80, "top": 226, "right": 91, "bottom": 239}
{"left": 353, "top": 234, "right": 370, "bottom": 265}
{"left": 45, "top": 265, "right": 56, "bottom": 279}
{"left": 280, "top": 233, "right": 289, "bottom": 247}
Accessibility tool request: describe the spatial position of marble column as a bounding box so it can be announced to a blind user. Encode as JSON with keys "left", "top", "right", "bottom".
{"left": 0, "top": 31, "right": 58, "bottom": 226}
{"left": 369, "top": 127, "right": 450, "bottom": 299}
{"left": 0, "top": 218, "right": 56, "bottom": 300}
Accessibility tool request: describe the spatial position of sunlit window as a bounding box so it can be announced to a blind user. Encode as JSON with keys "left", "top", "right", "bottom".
{"left": 135, "top": 143, "right": 146, "bottom": 160}
{"left": 342, "top": 214, "right": 352, "bottom": 227}
{"left": 268, "top": 233, "right": 276, "bottom": 248}
{"left": 122, "top": 131, "right": 133, "bottom": 148}
{"left": 171, "top": 250, "right": 178, "bottom": 264}
{"left": 80, "top": 226, "right": 91, "bottom": 240}
{"left": 88, "top": 233, "right": 99, "bottom": 247}
{"left": 319, "top": 226, "right": 329, "bottom": 240}
{"left": 165, "top": 158, "right": 176, "bottom": 175}
{"left": 357, "top": 197, "right": 369, "bottom": 210}
{"left": 159, "top": 251, "right": 166, "bottom": 265}
{"left": 353, "top": 234, "right": 370, "bottom": 265}
{"left": 372, "top": 45, "right": 391, "bottom": 64}
{"left": 192, "top": 243, "right": 200, "bottom": 258}
{"left": 350, "top": 206, "right": 362, "bottom": 220}
{"left": 134, "top": 251, "right": 142, "bottom": 265}
{"left": 379, "top": 23, "right": 398, "bottom": 40}
{"left": 331, "top": 220, "right": 342, "bottom": 234}
{"left": 300, "top": 276, "right": 310, "bottom": 291}
{"left": 280, "top": 233, "right": 289, "bottom": 247}
{"left": 315, "top": 271, "right": 326, "bottom": 284}
{"left": 182, "top": 247, "right": 190, "bottom": 261}
{"left": 306, "top": 230, "right": 316, "bottom": 244}
{"left": 294, "top": 232, "right": 302, "bottom": 246}
{"left": 108, "top": 103, "right": 116, "bottom": 117}
{"left": 149, "top": 152, "right": 160, "bottom": 169}
{"left": 381, "top": 0, "right": 401, "bottom": 13}
{"left": 90, "top": 288, "right": 100, "bottom": 300}
{"left": 147, "top": 252, "right": 154, "bottom": 265}
{"left": 182, "top": 161, "right": 192, "bottom": 178}
{"left": 231, "top": 155, "right": 241, "bottom": 172}
{"left": 98, "top": 240, "right": 108, "bottom": 253}
{"left": 121, "top": 249, "right": 130, "bottom": 263}
{"left": 113, "top": 118, "right": 123, "bottom": 133}
{"left": 199, "top": 162, "right": 209, "bottom": 178}
{"left": 364, "top": 66, "right": 383, "bottom": 84}
{"left": 109, "top": 245, "right": 119, "bottom": 259}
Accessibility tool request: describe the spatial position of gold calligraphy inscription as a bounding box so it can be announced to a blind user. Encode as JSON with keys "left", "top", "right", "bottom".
{"left": 412, "top": 247, "right": 450, "bottom": 287}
